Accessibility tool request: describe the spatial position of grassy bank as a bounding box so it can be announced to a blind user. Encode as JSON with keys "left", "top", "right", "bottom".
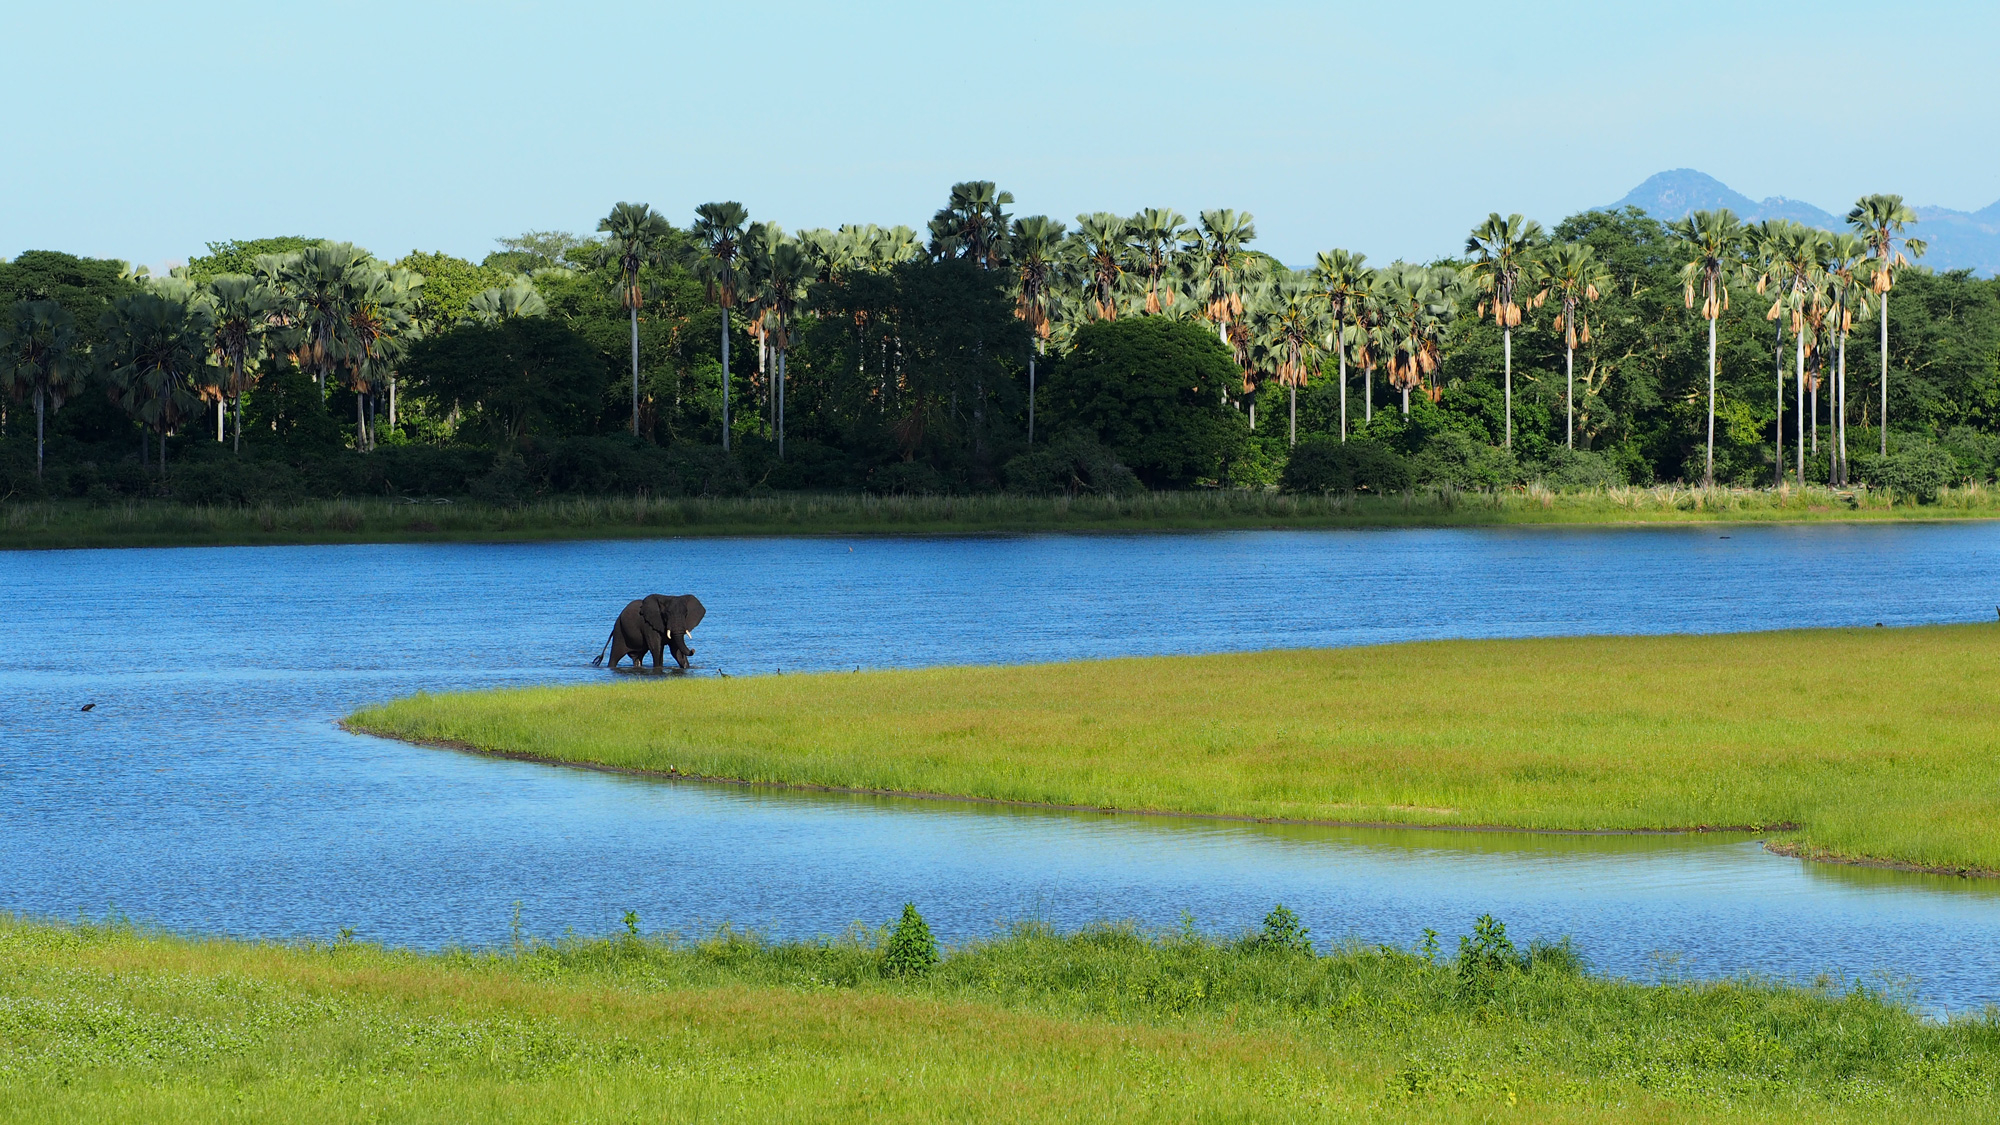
{"left": 352, "top": 625, "right": 2000, "bottom": 873}
{"left": 7, "top": 483, "right": 2000, "bottom": 549}
{"left": 4, "top": 913, "right": 1996, "bottom": 1122}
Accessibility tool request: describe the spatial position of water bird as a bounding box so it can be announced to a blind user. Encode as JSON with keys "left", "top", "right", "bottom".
{"left": 80, "top": 703, "right": 95, "bottom": 712}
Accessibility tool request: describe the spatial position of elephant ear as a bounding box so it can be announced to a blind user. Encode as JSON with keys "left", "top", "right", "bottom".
{"left": 669, "top": 595, "right": 706, "bottom": 634}
{"left": 640, "top": 595, "right": 667, "bottom": 637}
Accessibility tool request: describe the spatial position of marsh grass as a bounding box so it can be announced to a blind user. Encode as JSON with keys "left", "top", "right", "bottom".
{"left": 3, "top": 913, "right": 1994, "bottom": 1122}
{"left": 5, "top": 483, "right": 1997, "bottom": 550}
{"left": 354, "top": 625, "right": 2000, "bottom": 872}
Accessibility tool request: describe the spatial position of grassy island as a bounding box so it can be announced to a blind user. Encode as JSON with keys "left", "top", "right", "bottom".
{"left": 351, "top": 624, "right": 2000, "bottom": 874}
{"left": 7, "top": 484, "right": 2000, "bottom": 551}
{"left": 5, "top": 913, "right": 1997, "bottom": 1122}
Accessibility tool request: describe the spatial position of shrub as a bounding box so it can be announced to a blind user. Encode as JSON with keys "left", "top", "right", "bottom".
{"left": 1280, "top": 435, "right": 1411, "bottom": 494}
{"left": 1409, "top": 431, "right": 1518, "bottom": 489}
{"left": 1534, "top": 446, "right": 1625, "bottom": 490}
{"left": 880, "top": 904, "right": 939, "bottom": 977}
{"left": 1043, "top": 317, "right": 1248, "bottom": 488}
{"left": 1253, "top": 904, "right": 1312, "bottom": 954}
{"left": 1865, "top": 439, "right": 1957, "bottom": 502}
{"left": 1002, "top": 433, "right": 1143, "bottom": 496}
{"left": 866, "top": 460, "right": 948, "bottom": 496}
{"left": 1942, "top": 425, "right": 2000, "bottom": 483}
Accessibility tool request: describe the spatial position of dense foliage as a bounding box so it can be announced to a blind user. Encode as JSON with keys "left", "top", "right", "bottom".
{"left": 3, "top": 188, "right": 1996, "bottom": 505}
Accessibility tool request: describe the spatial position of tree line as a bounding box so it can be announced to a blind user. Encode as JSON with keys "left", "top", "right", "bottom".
{"left": 2, "top": 184, "right": 1996, "bottom": 504}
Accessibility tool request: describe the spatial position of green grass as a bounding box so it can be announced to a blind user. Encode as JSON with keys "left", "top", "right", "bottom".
{"left": 5, "top": 913, "right": 1997, "bottom": 1122}
{"left": 6, "top": 483, "right": 1998, "bottom": 549}
{"left": 351, "top": 625, "right": 2000, "bottom": 873}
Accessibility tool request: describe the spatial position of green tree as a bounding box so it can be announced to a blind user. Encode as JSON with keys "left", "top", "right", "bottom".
{"left": 1536, "top": 243, "right": 1612, "bottom": 449}
{"left": 1191, "top": 209, "right": 1257, "bottom": 348}
{"left": 1312, "top": 249, "right": 1371, "bottom": 440}
{"left": 596, "top": 202, "right": 679, "bottom": 438}
{"left": 1262, "top": 274, "right": 1326, "bottom": 446}
{"left": 468, "top": 278, "right": 548, "bottom": 323}
{"left": 279, "top": 242, "right": 374, "bottom": 393}
{"left": 184, "top": 238, "right": 322, "bottom": 284}
{"left": 1068, "top": 212, "right": 1131, "bottom": 321}
{"left": 1127, "top": 208, "right": 1188, "bottom": 314}
{"left": 927, "top": 182, "right": 1014, "bottom": 269}
{"left": 1008, "top": 215, "right": 1066, "bottom": 445}
{"left": 1820, "top": 234, "right": 1874, "bottom": 485}
{"left": 202, "top": 275, "right": 277, "bottom": 452}
{"left": 692, "top": 202, "right": 750, "bottom": 450}
{"left": 1045, "top": 316, "right": 1246, "bottom": 487}
{"left": 0, "top": 300, "right": 87, "bottom": 477}
{"left": 1465, "top": 213, "right": 1546, "bottom": 449}
{"left": 1672, "top": 209, "right": 1745, "bottom": 486}
{"left": 99, "top": 290, "right": 216, "bottom": 474}
{"left": 1847, "top": 194, "right": 1927, "bottom": 456}
{"left": 402, "top": 318, "right": 605, "bottom": 448}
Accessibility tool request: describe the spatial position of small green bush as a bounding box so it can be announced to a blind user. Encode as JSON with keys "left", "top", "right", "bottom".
{"left": 1534, "top": 446, "right": 1624, "bottom": 490}
{"left": 1410, "top": 431, "right": 1518, "bottom": 489}
{"left": 1002, "top": 433, "right": 1143, "bottom": 496}
{"left": 1865, "top": 439, "right": 1956, "bottom": 502}
{"left": 1279, "top": 435, "right": 1411, "bottom": 494}
{"left": 881, "top": 903, "right": 939, "bottom": 977}
{"left": 1252, "top": 903, "right": 1312, "bottom": 954}
{"left": 866, "top": 461, "right": 949, "bottom": 496}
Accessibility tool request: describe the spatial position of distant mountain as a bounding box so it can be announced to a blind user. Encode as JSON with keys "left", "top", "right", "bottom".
{"left": 1606, "top": 169, "right": 2000, "bottom": 276}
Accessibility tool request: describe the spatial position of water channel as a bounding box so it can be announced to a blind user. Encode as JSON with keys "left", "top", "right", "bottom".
{"left": 4, "top": 523, "right": 2000, "bottom": 1011}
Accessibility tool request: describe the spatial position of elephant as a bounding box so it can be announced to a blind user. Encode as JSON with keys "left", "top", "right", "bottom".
{"left": 595, "top": 593, "right": 705, "bottom": 671}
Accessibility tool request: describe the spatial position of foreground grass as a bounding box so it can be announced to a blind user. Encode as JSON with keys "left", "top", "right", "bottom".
{"left": 5, "top": 483, "right": 1997, "bottom": 549}
{"left": 5, "top": 914, "right": 1997, "bottom": 1122}
{"left": 353, "top": 625, "right": 2000, "bottom": 873}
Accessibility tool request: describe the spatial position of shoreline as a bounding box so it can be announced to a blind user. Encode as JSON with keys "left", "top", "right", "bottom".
{"left": 345, "top": 719, "right": 1833, "bottom": 844}
{"left": 9, "top": 487, "right": 2000, "bottom": 550}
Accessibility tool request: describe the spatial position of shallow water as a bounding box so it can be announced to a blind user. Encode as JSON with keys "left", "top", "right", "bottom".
{"left": 4, "top": 523, "right": 2000, "bottom": 1010}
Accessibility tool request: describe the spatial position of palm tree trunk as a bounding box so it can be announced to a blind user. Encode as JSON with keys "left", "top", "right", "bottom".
{"left": 34, "top": 388, "right": 45, "bottom": 479}
{"left": 1503, "top": 327, "right": 1512, "bottom": 448}
{"left": 1027, "top": 352, "right": 1036, "bottom": 445}
{"left": 1794, "top": 329, "right": 1805, "bottom": 486}
{"left": 159, "top": 430, "right": 167, "bottom": 476}
{"left": 1565, "top": 344, "right": 1574, "bottom": 449}
{"left": 1879, "top": 293, "right": 1889, "bottom": 458}
{"left": 1337, "top": 340, "right": 1347, "bottom": 442}
{"left": 1401, "top": 386, "right": 1409, "bottom": 416}
{"left": 720, "top": 308, "right": 732, "bottom": 452}
{"left": 1289, "top": 384, "right": 1296, "bottom": 447}
{"left": 1773, "top": 318, "right": 1785, "bottom": 490}
{"left": 217, "top": 399, "right": 225, "bottom": 442}
{"left": 777, "top": 349, "right": 786, "bottom": 460}
{"left": 357, "top": 394, "right": 366, "bottom": 453}
{"left": 1705, "top": 316, "right": 1717, "bottom": 488}
{"left": 234, "top": 394, "right": 243, "bottom": 455}
{"left": 1365, "top": 365, "right": 1373, "bottom": 424}
{"left": 629, "top": 307, "right": 640, "bottom": 437}
{"left": 1837, "top": 331, "right": 1848, "bottom": 486}
{"left": 389, "top": 377, "right": 397, "bottom": 428}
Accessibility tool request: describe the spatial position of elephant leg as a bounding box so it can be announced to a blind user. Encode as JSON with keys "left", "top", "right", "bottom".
{"left": 649, "top": 633, "right": 666, "bottom": 669}
{"left": 670, "top": 632, "right": 692, "bottom": 670}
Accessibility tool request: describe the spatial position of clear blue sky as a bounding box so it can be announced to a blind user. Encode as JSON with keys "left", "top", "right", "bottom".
{"left": 5, "top": 0, "right": 1994, "bottom": 272}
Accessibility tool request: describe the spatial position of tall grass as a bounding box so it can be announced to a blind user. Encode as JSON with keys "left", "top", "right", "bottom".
{"left": 3, "top": 913, "right": 1993, "bottom": 1122}
{"left": 354, "top": 625, "right": 2000, "bottom": 872}
{"left": 5, "top": 483, "right": 1996, "bottom": 549}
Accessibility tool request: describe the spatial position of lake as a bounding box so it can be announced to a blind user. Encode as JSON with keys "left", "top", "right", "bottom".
{"left": 4, "top": 522, "right": 1999, "bottom": 1010}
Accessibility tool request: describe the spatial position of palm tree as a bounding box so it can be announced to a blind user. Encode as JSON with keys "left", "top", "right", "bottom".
{"left": 280, "top": 242, "right": 374, "bottom": 394}
{"left": 468, "top": 277, "right": 548, "bottom": 323}
{"left": 1846, "top": 194, "right": 1926, "bottom": 457}
{"left": 1192, "top": 210, "right": 1257, "bottom": 348}
{"left": 1381, "top": 264, "right": 1454, "bottom": 416}
{"left": 1312, "top": 250, "right": 1369, "bottom": 440}
{"left": 1069, "top": 213, "right": 1130, "bottom": 321}
{"left": 1264, "top": 274, "right": 1326, "bottom": 445}
{"left": 1536, "top": 243, "right": 1612, "bottom": 449}
{"left": 1821, "top": 234, "right": 1873, "bottom": 486}
{"left": 692, "top": 201, "right": 750, "bottom": 450}
{"left": 202, "top": 275, "right": 276, "bottom": 453}
{"left": 100, "top": 290, "right": 216, "bottom": 475}
{"left": 1754, "top": 223, "right": 1827, "bottom": 486}
{"left": 1127, "top": 208, "right": 1188, "bottom": 313}
{"left": 927, "top": 182, "right": 1014, "bottom": 268}
{"left": 596, "top": 202, "right": 677, "bottom": 437}
{"left": 342, "top": 266, "right": 422, "bottom": 452}
{"left": 1671, "top": 209, "right": 1744, "bottom": 486}
{"left": 0, "top": 299, "right": 87, "bottom": 478}
{"left": 1464, "top": 214, "right": 1545, "bottom": 449}
{"left": 1008, "top": 215, "right": 1065, "bottom": 445}
{"left": 760, "top": 238, "right": 809, "bottom": 460}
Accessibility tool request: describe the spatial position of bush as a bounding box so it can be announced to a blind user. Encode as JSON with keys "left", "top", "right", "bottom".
{"left": 1252, "top": 904, "right": 1312, "bottom": 955}
{"left": 1864, "top": 439, "right": 1957, "bottom": 502}
{"left": 165, "top": 458, "right": 307, "bottom": 505}
{"left": 866, "top": 460, "right": 948, "bottom": 496}
{"left": 1043, "top": 317, "right": 1249, "bottom": 488}
{"left": 1279, "top": 435, "right": 1411, "bottom": 494}
{"left": 544, "top": 437, "right": 747, "bottom": 497}
{"left": 880, "top": 904, "right": 938, "bottom": 977}
{"left": 1002, "top": 433, "right": 1144, "bottom": 496}
{"left": 1409, "top": 431, "right": 1518, "bottom": 489}
{"left": 1942, "top": 426, "right": 2000, "bottom": 483}
{"left": 1533, "top": 446, "right": 1625, "bottom": 490}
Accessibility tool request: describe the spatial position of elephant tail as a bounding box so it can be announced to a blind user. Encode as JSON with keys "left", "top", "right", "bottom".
{"left": 591, "top": 628, "right": 615, "bottom": 667}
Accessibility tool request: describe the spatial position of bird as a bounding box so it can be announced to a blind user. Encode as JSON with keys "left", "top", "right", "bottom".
{"left": 80, "top": 703, "right": 95, "bottom": 712}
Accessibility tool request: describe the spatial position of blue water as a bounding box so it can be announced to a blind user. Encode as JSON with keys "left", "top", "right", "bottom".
{"left": 4, "top": 523, "right": 2000, "bottom": 1010}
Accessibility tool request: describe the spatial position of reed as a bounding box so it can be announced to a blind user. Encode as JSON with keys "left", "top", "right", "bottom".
{"left": 353, "top": 624, "right": 2000, "bottom": 873}
{"left": 6, "top": 484, "right": 1997, "bottom": 550}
